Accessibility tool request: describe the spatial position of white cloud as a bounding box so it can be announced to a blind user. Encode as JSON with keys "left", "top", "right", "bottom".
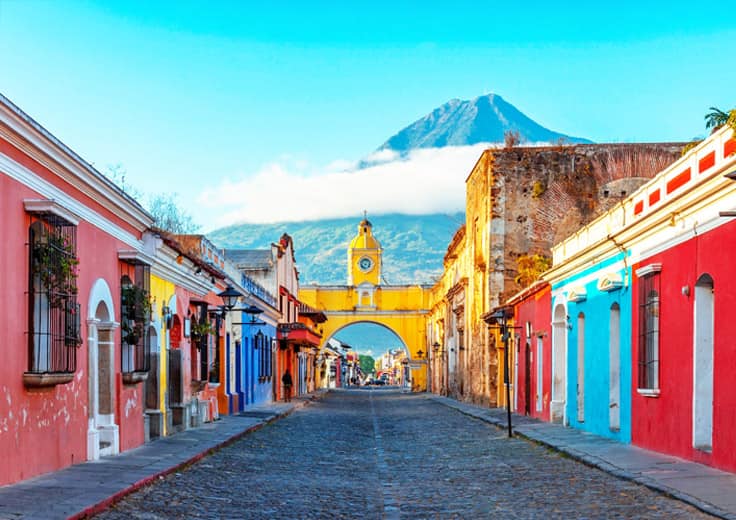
{"left": 196, "top": 143, "right": 495, "bottom": 227}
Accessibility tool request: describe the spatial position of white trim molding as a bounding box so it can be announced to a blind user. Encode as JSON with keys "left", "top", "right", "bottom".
{"left": 24, "top": 198, "right": 80, "bottom": 225}
{"left": 567, "top": 286, "right": 587, "bottom": 303}
{"left": 598, "top": 272, "right": 623, "bottom": 292}
{"left": 635, "top": 263, "right": 662, "bottom": 278}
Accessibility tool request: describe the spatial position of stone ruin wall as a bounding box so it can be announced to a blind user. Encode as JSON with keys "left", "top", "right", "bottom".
{"left": 492, "top": 142, "right": 685, "bottom": 305}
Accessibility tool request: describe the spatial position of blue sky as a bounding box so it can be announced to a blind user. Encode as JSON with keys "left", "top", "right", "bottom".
{"left": 1, "top": 1, "right": 734, "bottom": 229}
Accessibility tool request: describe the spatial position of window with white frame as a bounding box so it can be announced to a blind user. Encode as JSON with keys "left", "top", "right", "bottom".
{"left": 637, "top": 266, "right": 661, "bottom": 391}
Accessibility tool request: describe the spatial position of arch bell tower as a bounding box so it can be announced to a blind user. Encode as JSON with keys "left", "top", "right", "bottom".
{"left": 347, "top": 214, "right": 382, "bottom": 287}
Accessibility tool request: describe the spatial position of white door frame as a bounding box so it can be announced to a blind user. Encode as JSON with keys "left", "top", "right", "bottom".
{"left": 87, "top": 279, "right": 120, "bottom": 461}
{"left": 551, "top": 300, "right": 568, "bottom": 424}
{"left": 693, "top": 275, "right": 714, "bottom": 451}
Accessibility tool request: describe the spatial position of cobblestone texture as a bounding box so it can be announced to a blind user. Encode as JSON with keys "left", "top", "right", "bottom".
{"left": 96, "top": 390, "right": 715, "bottom": 519}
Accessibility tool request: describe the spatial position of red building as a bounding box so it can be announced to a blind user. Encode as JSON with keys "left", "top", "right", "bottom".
{"left": 627, "top": 126, "right": 736, "bottom": 471}
{"left": 0, "top": 94, "right": 155, "bottom": 484}
{"left": 506, "top": 281, "right": 552, "bottom": 421}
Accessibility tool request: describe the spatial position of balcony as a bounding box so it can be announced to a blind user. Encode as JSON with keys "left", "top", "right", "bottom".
{"left": 278, "top": 322, "right": 322, "bottom": 346}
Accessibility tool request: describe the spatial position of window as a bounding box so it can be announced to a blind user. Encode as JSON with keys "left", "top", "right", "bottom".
{"left": 27, "top": 216, "right": 81, "bottom": 378}
{"left": 208, "top": 315, "right": 221, "bottom": 384}
{"left": 121, "top": 263, "right": 151, "bottom": 374}
{"left": 190, "top": 302, "right": 210, "bottom": 381}
{"left": 637, "top": 267, "right": 661, "bottom": 391}
{"left": 256, "top": 331, "right": 272, "bottom": 379}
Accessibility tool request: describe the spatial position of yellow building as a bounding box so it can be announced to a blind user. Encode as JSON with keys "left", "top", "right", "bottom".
{"left": 299, "top": 217, "right": 432, "bottom": 391}
{"left": 148, "top": 273, "right": 175, "bottom": 437}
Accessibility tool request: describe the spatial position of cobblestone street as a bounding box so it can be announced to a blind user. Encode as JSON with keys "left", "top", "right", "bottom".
{"left": 97, "top": 390, "right": 715, "bottom": 519}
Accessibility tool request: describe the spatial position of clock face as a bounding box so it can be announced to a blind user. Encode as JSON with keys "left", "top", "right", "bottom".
{"left": 358, "top": 256, "right": 374, "bottom": 272}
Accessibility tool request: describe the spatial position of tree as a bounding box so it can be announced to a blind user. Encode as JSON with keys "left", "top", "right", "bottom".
{"left": 504, "top": 129, "right": 520, "bottom": 149}
{"left": 359, "top": 354, "right": 376, "bottom": 377}
{"left": 105, "top": 164, "right": 142, "bottom": 199}
{"left": 704, "top": 107, "right": 732, "bottom": 130}
{"left": 147, "top": 193, "right": 200, "bottom": 234}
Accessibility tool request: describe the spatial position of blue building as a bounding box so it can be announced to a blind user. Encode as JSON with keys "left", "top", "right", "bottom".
{"left": 225, "top": 249, "right": 281, "bottom": 409}
{"left": 546, "top": 243, "right": 633, "bottom": 443}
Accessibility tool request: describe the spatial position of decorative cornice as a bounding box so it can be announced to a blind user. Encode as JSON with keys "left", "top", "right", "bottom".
{"left": 118, "top": 250, "right": 155, "bottom": 266}
{"left": 2, "top": 153, "right": 142, "bottom": 248}
{"left": 597, "top": 272, "right": 623, "bottom": 292}
{"left": 0, "top": 96, "right": 153, "bottom": 230}
{"left": 635, "top": 263, "right": 662, "bottom": 278}
{"left": 567, "top": 287, "right": 587, "bottom": 303}
{"left": 23, "top": 198, "right": 80, "bottom": 225}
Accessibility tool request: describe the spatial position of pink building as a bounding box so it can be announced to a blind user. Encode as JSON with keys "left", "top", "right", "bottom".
{"left": 0, "top": 94, "right": 154, "bottom": 485}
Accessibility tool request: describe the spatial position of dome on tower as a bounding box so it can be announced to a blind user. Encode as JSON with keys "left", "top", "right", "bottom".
{"left": 349, "top": 215, "right": 381, "bottom": 249}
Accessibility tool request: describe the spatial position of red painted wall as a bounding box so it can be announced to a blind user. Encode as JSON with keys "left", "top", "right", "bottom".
{"left": 512, "top": 284, "right": 552, "bottom": 422}
{"left": 632, "top": 218, "right": 736, "bottom": 472}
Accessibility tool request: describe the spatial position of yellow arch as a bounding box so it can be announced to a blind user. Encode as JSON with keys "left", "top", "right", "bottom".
{"left": 300, "top": 284, "right": 432, "bottom": 391}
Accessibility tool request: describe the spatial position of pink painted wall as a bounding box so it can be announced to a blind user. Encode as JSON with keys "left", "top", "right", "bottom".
{"left": 0, "top": 137, "right": 146, "bottom": 484}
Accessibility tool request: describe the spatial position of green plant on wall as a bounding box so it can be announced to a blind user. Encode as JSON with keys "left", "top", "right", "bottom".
{"left": 121, "top": 282, "right": 151, "bottom": 345}
{"left": 32, "top": 230, "right": 79, "bottom": 308}
{"left": 515, "top": 254, "right": 552, "bottom": 288}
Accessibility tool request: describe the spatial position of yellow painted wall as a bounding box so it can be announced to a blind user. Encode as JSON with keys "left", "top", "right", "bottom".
{"left": 300, "top": 285, "right": 431, "bottom": 391}
{"left": 150, "top": 274, "right": 175, "bottom": 435}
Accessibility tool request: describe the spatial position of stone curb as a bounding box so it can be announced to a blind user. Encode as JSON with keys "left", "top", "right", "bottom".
{"left": 427, "top": 395, "right": 735, "bottom": 520}
{"left": 69, "top": 399, "right": 312, "bottom": 520}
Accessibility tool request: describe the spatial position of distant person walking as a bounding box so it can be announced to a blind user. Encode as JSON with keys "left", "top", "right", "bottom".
{"left": 282, "top": 369, "right": 293, "bottom": 402}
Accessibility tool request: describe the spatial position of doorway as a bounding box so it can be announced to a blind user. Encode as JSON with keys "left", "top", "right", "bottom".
{"left": 576, "top": 313, "right": 585, "bottom": 423}
{"left": 551, "top": 303, "right": 568, "bottom": 424}
{"left": 609, "top": 303, "right": 621, "bottom": 431}
{"left": 87, "top": 279, "right": 119, "bottom": 461}
{"left": 693, "top": 274, "right": 714, "bottom": 451}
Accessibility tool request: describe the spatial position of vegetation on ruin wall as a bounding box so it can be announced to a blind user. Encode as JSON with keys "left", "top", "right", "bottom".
{"left": 514, "top": 254, "right": 552, "bottom": 288}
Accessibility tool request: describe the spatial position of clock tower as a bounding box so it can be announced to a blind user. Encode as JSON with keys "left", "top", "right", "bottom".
{"left": 347, "top": 213, "right": 382, "bottom": 286}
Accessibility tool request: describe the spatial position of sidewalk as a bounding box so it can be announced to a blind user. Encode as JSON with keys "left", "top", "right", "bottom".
{"left": 429, "top": 394, "right": 736, "bottom": 520}
{"left": 0, "top": 396, "right": 315, "bottom": 520}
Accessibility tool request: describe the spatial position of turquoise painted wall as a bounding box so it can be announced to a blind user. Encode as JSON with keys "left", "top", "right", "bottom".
{"left": 561, "top": 253, "right": 633, "bottom": 443}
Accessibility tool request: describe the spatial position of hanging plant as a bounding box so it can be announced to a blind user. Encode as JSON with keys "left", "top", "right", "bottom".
{"left": 190, "top": 320, "right": 214, "bottom": 339}
{"left": 32, "top": 230, "right": 79, "bottom": 308}
{"left": 121, "top": 283, "right": 151, "bottom": 346}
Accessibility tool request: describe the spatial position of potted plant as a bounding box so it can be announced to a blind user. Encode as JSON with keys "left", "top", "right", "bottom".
{"left": 190, "top": 320, "right": 214, "bottom": 341}
{"left": 32, "top": 230, "right": 79, "bottom": 308}
{"left": 121, "top": 283, "right": 151, "bottom": 345}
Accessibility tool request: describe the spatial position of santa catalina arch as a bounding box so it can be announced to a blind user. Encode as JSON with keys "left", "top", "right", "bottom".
{"left": 299, "top": 217, "right": 432, "bottom": 390}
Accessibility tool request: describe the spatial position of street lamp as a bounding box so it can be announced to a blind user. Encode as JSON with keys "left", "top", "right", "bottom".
{"left": 217, "top": 285, "right": 241, "bottom": 311}
{"left": 483, "top": 306, "right": 515, "bottom": 438}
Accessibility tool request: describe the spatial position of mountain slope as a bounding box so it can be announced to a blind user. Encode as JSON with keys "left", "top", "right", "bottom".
{"left": 380, "top": 93, "right": 591, "bottom": 152}
{"left": 208, "top": 213, "right": 465, "bottom": 285}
